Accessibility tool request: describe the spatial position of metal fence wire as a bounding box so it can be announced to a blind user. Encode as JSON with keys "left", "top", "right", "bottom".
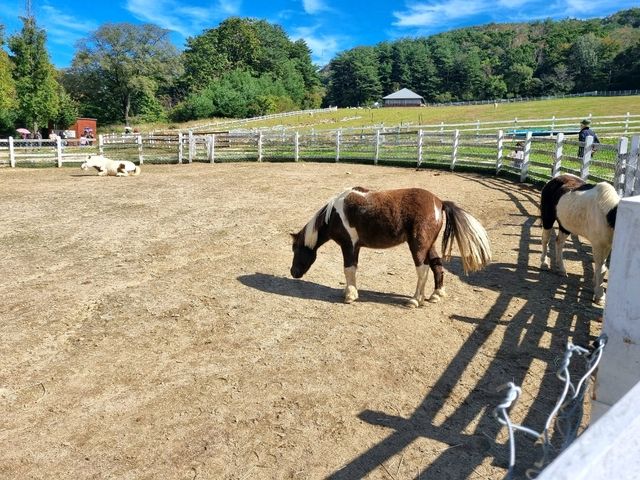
{"left": 493, "top": 334, "right": 608, "bottom": 479}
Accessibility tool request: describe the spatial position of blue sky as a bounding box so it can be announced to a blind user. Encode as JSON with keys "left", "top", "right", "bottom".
{"left": 0, "top": 1, "right": 636, "bottom": 68}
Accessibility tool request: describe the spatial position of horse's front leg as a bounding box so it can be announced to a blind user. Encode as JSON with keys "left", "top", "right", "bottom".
{"left": 341, "top": 244, "right": 360, "bottom": 304}
{"left": 592, "top": 244, "right": 609, "bottom": 306}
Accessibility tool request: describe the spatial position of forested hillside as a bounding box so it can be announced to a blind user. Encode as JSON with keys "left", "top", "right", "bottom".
{"left": 1, "top": 8, "right": 639, "bottom": 135}
{"left": 323, "top": 9, "right": 640, "bottom": 106}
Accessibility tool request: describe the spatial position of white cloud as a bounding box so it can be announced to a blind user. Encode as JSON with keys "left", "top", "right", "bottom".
{"left": 302, "top": 0, "right": 326, "bottom": 14}
{"left": 39, "top": 5, "right": 98, "bottom": 45}
{"left": 393, "top": 0, "right": 486, "bottom": 28}
{"left": 126, "top": 0, "right": 241, "bottom": 38}
{"left": 290, "top": 25, "right": 344, "bottom": 66}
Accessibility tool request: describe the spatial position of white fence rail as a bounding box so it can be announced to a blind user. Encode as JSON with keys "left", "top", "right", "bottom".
{"left": 2, "top": 129, "right": 640, "bottom": 197}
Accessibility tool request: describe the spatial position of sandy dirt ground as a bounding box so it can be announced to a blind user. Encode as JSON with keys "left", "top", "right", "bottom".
{"left": 0, "top": 162, "right": 603, "bottom": 479}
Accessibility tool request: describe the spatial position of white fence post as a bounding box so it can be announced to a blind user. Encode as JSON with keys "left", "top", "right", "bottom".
{"left": 374, "top": 129, "right": 380, "bottom": 165}
{"left": 98, "top": 134, "right": 104, "bottom": 155}
{"left": 137, "top": 134, "right": 144, "bottom": 165}
{"left": 580, "top": 135, "right": 594, "bottom": 180}
{"left": 450, "top": 129, "right": 459, "bottom": 170}
{"left": 56, "top": 137, "right": 63, "bottom": 167}
{"left": 336, "top": 130, "right": 341, "bottom": 163}
{"left": 417, "top": 129, "right": 423, "bottom": 167}
{"left": 188, "top": 130, "right": 194, "bottom": 163}
{"left": 552, "top": 132, "right": 564, "bottom": 177}
{"left": 178, "top": 132, "right": 183, "bottom": 164}
{"left": 9, "top": 136, "right": 15, "bottom": 168}
{"left": 496, "top": 129, "right": 504, "bottom": 173}
{"left": 624, "top": 135, "right": 640, "bottom": 196}
{"left": 592, "top": 196, "right": 640, "bottom": 422}
{"left": 208, "top": 134, "right": 215, "bottom": 163}
{"left": 258, "top": 132, "right": 263, "bottom": 162}
{"left": 520, "top": 131, "right": 533, "bottom": 182}
{"left": 551, "top": 115, "right": 556, "bottom": 131}
{"left": 624, "top": 112, "right": 630, "bottom": 135}
{"left": 295, "top": 131, "right": 300, "bottom": 162}
{"left": 613, "top": 137, "right": 628, "bottom": 195}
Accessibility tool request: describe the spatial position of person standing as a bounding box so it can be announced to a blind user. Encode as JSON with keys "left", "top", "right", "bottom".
{"left": 578, "top": 118, "right": 600, "bottom": 158}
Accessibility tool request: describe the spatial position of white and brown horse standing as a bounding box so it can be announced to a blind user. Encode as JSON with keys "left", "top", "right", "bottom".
{"left": 540, "top": 174, "right": 620, "bottom": 305}
{"left": 290, "top": 187, "right": 492, "bottom": 306}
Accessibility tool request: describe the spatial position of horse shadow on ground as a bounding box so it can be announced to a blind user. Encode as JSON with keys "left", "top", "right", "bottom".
{"left": 325, "top": 175, "right": 604, "bottom": 479}
{"left": 237, "top": 272, "right": 412, "bottom": 306}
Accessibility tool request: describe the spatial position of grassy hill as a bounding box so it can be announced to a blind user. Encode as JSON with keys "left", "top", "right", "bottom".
{"left": 117, "top": 95, "right": 640, "bottom": 135}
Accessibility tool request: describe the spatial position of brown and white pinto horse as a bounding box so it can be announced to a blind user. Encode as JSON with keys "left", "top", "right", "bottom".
{"left": 290, "top": 187, "right": 492, "bottom": 306}
{"left": 540, "top": 174, "right": 620, "bottom": 305}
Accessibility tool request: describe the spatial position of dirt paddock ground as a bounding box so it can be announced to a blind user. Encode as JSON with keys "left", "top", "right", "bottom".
{"left": 1, "top": 162, "right": 603, "bottom": 479}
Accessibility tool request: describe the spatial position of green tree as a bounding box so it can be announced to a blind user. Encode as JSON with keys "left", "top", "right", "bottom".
{"left": 67, "top": 23, "right": 181, "bottom": 125}
{"left": 8, "top": 16, "right": 59, "bottom": 134}
{"left": 0, "top": 26, "right": 18, "bottom": 134}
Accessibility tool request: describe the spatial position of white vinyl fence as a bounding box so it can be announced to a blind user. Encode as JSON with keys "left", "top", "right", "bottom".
{"left": 2, "top": 126, "right": 640, "bottom": 197}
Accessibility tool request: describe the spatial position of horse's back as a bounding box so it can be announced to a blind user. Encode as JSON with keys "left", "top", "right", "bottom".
{"left": 342, "top": 187, "right": 443, "bottom": 249}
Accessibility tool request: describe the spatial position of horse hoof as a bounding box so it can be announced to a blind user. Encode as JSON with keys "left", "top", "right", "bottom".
{"left": 428, "top": 289, "right": 446, "bottom": 303}
{"left": 540, "top": 262, "right": 550, "bottom": 270}
{"left": 406, "top": 298, "right": 421, "bottom": 308}
{"left": 344, "top": 287, "right": 358, "bottom": 304}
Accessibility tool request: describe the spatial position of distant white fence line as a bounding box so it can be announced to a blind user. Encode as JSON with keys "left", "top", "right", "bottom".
{"left": 425, "top": 89, "right": 640, "bottom": 107}
{"left": 180, "top": 106, "right": 338, "bottom": 132}
{"left": 248, "top": 112, "right": 640, "bottom": 138}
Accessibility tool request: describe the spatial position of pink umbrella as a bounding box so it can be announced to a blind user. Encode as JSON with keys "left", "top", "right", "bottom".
{"left": 16, "top": 128, "right": 31, "bottom": 135}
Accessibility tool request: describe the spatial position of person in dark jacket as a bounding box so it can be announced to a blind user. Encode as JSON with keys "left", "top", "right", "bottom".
{"left": 578, "top": 118, "right": 600, "bottom": 158}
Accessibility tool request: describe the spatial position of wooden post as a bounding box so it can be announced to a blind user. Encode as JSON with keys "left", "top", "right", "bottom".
{"left": 294, "top": 131, "right": 299, "bottom": 162}
{"left": 374, "top": 129, "right": 380, "bottom": 165}
{"left": 98, "top": 134, "right": 104, "bottom": 155}
{"left": 551, "top": 132, "right": 564, "bottom": 177}
{"left": 335, "top": 130, "right": 341, "bottom": 163}
{"left": 496, "top": 130, "right": 504, "bottom": 174}
{"left": 188, "top": 130, "right": 194, "bottom": 163}
{"left": 137, "top": 134, "right": 144, "bottom": 165}
{"left": 178, "top": 132, "right": 183, "bottom": 164}
{"left": 520, "top": 131, "right": 532, "bottom": 182}
{"left": 56, "top": 137, "right": 63, "bottom": 167}
{"left": 613, "top": 137, "right": 628, "bottom": 196}
{"left": 450, "top": 129, "right": 459, "bottom": 171}
{"left": 258, "top": 132, "right": 263, "bottom": 162}
{"left": 580, "top": 135, "right": 594, "bottom": 180}
{"left": 9, "top": 136, "right": 15, "bottom": 168}
{"left": 417, "top": 129, "right": 423, "bottom": 168}
{"left": 551, "top": 115, "right": 556, "bottom": 132}
{"left": 208, "top": 134, "right": 215, "bottom": 163}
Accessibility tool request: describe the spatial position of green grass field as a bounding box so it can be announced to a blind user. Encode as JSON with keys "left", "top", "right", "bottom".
{"left": 123, "top": 95, "right": 640, "bottom": 135}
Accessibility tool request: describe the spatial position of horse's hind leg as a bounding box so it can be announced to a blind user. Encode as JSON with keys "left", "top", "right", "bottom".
{"left": 592, "top": 244, "right": 609, "bottom": 306}
{"left": 407, "top": 265, "right": 429, "bottom": 308}
{"left": 540, "top": 228, "right": 553, "bottom": 269}
{"left": 427, "top": 247, "right": 446, "bottom": 303}
{"left": 555, "top": 230, "right": 570, "bottom": 276}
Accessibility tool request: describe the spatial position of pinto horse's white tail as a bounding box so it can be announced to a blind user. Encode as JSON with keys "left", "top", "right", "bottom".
{"left": 441, "top": 201, "right": 492, "bottom": 273}
{"left": 132, "top": 165, "right": 141, "bottom": 176}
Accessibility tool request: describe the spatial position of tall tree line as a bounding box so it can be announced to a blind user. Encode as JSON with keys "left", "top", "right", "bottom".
{"left": 323, "top": 8, "right": 640, "bottom": 107}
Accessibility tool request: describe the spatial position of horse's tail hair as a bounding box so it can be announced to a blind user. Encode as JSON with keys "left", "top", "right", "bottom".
{"left": 441, "top": 201, "right": 492, "bottom": 274}
{"left": 132, "top": 165, "right": 141, "bottom": 176}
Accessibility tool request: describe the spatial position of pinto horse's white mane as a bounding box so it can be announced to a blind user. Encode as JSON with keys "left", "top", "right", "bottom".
{"left": 303, "top": 188, "right": 367, "bottom": 249}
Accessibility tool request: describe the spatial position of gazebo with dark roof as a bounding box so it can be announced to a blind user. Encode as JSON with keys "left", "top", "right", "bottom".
{"left": 382, "top": 88, "right": 424, "bottom": 107}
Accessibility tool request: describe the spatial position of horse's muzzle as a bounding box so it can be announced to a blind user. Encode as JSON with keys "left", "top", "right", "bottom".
{"left": 290, "top": 267, "right": 303, "bottom": 279}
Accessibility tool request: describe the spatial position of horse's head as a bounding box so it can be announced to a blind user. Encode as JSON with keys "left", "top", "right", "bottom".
{"left": 81, "top": 155, "right": 103, "bottom": 170}
{"left": 290, "top": 231, "right": 317, "bottom": 278}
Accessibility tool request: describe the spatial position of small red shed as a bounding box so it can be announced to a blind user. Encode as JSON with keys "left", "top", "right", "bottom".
{"left": 72, "top": 118, "right": 97, "bottom": 139}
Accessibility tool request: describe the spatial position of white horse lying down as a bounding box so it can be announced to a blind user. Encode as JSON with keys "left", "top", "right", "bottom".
{"left": 81, "top": 155, "right": 141, "bottom": 176}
